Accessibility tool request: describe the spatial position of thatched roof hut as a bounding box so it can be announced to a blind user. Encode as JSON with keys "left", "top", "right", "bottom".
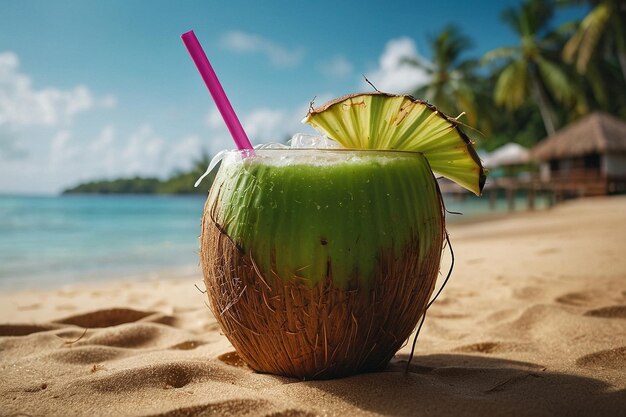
{"left": 484, "top": 143, "right": 530, "bottom": 168}
{"left": 532, "top": 112, "right": 626, "bottom": 160}
{"left": 530, "top": 112, "right": 626, "bottom": 196}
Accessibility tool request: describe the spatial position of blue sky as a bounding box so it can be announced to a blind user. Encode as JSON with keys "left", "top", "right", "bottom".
{"left": 0, "top": 0, "right": 586, "bottom": 194}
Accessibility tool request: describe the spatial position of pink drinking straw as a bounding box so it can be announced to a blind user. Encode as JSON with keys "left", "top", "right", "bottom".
{"left": 181, "top": 30, "right": 253, "bottom": 151}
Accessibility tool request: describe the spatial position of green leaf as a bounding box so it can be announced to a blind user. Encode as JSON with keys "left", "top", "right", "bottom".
{"left": 481, "top": 47, "right": 518, "bottom": 65}
{"left": 494, "top": 61, "right": 529, "bottom": 110}
{"left": 536, "top": 56, "right": 576, "bottom": 103}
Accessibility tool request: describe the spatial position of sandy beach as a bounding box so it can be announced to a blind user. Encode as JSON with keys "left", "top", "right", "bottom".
{"left": 1, "top": 196, "right": 625, "bottom": 416}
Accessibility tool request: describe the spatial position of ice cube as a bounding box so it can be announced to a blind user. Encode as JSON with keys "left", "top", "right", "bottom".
{"left": 289, "top": 133, "right": 342, "bottom": 149}
{"left": 254, "top": 142, "right": 290, "bottom": 150}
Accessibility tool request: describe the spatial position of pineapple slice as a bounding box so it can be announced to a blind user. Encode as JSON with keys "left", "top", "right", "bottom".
{"left": 303, "top": 92, "right": 486, "bottom": 195}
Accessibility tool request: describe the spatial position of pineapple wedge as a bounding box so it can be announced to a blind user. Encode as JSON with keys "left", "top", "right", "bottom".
{"left": 303, "top": 92, "right": 486, "bottom": 196}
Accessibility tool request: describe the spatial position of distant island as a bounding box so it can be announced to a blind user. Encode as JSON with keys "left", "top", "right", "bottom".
{"left": 62, "top": 154, "right": 215, "bottom": 195}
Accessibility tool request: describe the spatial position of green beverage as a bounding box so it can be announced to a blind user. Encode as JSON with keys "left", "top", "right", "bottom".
{"left": 199, "top": 92, "right": 485, "bottom": 380}
{"left": 200, "top": 149, "right": 445, "bottom": 379}
{"left": 180, "top": 33, "right": 485, "bottom": 380}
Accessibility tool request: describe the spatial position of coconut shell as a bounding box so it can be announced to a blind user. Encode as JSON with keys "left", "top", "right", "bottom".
{"left": 199, "top": 191, "right": 444, "bottom": 380}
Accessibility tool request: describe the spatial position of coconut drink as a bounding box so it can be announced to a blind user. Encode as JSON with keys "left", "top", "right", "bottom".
{"left": 199, "top": 93, "right": 485, "bottom": 379}
{"left": 180, "top": 31, "right": 484, "bottom": 380}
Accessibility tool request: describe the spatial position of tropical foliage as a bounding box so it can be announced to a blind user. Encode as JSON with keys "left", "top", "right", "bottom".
{"left": 561, "top": 0, "right": 626, "bottom": 82}
{"left": 414, "top": 0, "right": 625, "bottom": 152}
{"left": 483, "top": 0, "right": 581, "bottom": 135}
{"left": 405, "top": 24, "right": 484, "bottom": 127}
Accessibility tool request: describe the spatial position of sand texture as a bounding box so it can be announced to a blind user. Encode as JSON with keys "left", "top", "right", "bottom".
{"left": 1, "top": 196, "right": 625, "bottom": 416}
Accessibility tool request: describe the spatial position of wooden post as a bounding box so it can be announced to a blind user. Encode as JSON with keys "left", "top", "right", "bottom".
{"left": 555, "top": 188, "right": 562, "bottom": 204}
{"left": 507, "top": 187, "right": 515, "bottom": 212}
{"left": 545, "top": 188, "right": 555, "bottom": 208}
{"left": 490, "top": 189, "right": 497, "bottom": 210}
{"left": 528, "top": 185, "right": 535, "bottom": 211}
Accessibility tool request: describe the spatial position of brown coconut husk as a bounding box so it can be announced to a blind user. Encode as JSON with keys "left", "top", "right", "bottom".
{"left": 200, "top": 190, "right": 445, "bottom": 380}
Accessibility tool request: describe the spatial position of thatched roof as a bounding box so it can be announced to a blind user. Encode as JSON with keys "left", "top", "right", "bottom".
{"left": 483, "top": 143, "right": 529, "bottom": 168}
{"left": 531, "top": 112, "right": 626, "bottom": 161}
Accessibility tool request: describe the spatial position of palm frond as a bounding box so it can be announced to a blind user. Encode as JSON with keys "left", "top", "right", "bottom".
{"left": 455, "top": 87, "right": 478, "bottom": 126}
{"left": 481, "top": 47, "right": 518, "bottom": 65}
{"left": 535, "top": 56, "right": 576, "bottom": 103}
{"left": 429, "top": 24, "right": 474, "bottom": 69}
{"left": 494, "top": 60, "right": 529, "bottom": 110}
{"left": 456, "top": 58, "right": 480, "bottom": 73}
{"left": 556, "top": 20, "right": 580, "bottom": 36}
{"left": 584, "top": 60, "right": 609, "bottom": 108}
{"left": 501, "top": 7, "right": 523, "bottom": 35}
{"left": 524, "top": 0, "right": 555, "bottom": 36}
{"left": 409, "top": 23, "right": 481, "bottom": 124}
{"left": 555, "top": 0, "right": 588, "bottom": 6}
{"left": 400, "top": 57, "right": 435, "bottom": 73}
{"left": 569, "top": 2, "right": 611, "bottom": 73}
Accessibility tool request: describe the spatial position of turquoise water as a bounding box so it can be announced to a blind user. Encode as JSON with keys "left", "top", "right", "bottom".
{"left": 443, "top": 192, "right": 551, "bottom": 221}
{"left": 0, "top": 195, "right": 206, "bottom": 290}
{"left": 0, "top": 192, "right": 548, "bottom": 290}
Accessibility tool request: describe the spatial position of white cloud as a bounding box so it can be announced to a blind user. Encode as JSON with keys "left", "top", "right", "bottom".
{"left": 243, "top": 108, "right": 288, "bottom": 141}
{"left": 364, "top": 37, "right": 431, "bottom": 94}
{"left": 0, "top": 125, "right": 27, "bottom": 159}
{"left": 0, "top": 51, "right": 207, "bottom": 193}
{"left": 318, "top": 55, "right": 353, "bottom": 78}
{"left": 50, "top": 130, "right": 75, "bottom": 164}
{"left": 89, "top": 125, "right": 115, "bottom": 153}
{"left": 206, "top": 108, "right": 223, "bottom": 129}
{"left": 207, "top": 107, "right": 290, "bottom": 142}
{"left": 42, "top": 124, "right": 206, "bottom": 187}
{"left": 220, "top": 31, "right": 304, "bottom": 67}
{"left": 100, "top": 95, "right": 117, "bottom": 109}
{"left": 0, "top": 51, "right": 115, "bottom": 127}
{"left": 89, "top": 125, "right": 202, "bottom": 178}
{"left": 167, "top": 135, "right": 205, "bottom": 172}
{"left": 120, "top": 125, "right": 166, "bottom": 175}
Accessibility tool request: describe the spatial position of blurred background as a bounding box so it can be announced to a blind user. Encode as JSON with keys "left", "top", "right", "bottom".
{"left": 1, "top": 0, "right": 624, "bottom": 289}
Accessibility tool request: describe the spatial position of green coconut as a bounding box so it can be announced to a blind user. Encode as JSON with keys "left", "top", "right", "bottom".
{"left": 207, "top": 149, "right": 442, "bottom": 289}
{"left": 199, "top": 93, "right": 484, "bottom": 379}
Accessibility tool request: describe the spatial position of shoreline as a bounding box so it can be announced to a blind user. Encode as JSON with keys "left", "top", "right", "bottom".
{"left": 0, "top": 195, "right": 617, "bottom": 309}
{"left": 0, "top": 263, "right": 203, "bottom": 293}
{"left": 0, "top": 194, "right": 557, "bottom": 293}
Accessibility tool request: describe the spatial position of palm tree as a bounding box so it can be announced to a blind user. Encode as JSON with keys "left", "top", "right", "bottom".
{"left": 405, "top": 24, "right": 481, "bottom": 126}
{"left": 561, "top": 0, "right": 626, "bottom": 84}
{"left": 483, "top": 0, "right": 579, "bottom": 135}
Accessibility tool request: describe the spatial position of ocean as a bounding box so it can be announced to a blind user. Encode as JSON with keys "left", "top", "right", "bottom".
{"left": 0, "top": 193, "right": 549, "bottom": 290}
